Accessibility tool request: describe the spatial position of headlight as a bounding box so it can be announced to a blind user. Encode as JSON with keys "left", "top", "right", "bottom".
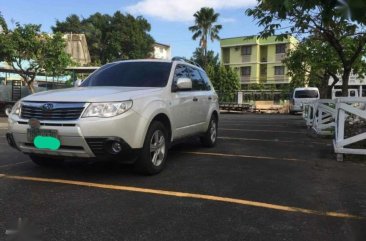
{"left": 82, "top": 101, "right": 133, "bottom": 118}
{"left": 10, "top": 101, "right": 21, "bottom": 116}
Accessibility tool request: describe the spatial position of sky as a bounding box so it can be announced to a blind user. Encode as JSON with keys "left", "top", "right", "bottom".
{"left": 0, "top": 0, "right": 260, "bottom": 58}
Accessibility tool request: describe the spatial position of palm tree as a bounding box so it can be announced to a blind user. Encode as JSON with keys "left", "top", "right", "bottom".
{"left": 189, "top": 7, "right": 222, "bottom": 57}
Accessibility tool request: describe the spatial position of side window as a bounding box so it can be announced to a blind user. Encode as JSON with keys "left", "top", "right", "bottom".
{"left": 199, "top": 70, "right": 212, "bottom": 91}
{"left": 187, "top": 66, "right": 206, "bottom": 91}
{"left": 172, "top": 64, "right": 189, "bottom": 87}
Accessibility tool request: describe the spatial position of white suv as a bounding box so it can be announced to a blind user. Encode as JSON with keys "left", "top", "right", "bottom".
{"left": 6, "top": 59, "right": 220, "bottom": 174}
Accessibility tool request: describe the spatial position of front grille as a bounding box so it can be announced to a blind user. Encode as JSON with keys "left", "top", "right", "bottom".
{"left": 18, "top": 121, "right": 76, "bottom": 127}
{"left": 85, "top": 138, "right": 107, "bottom": 155}
{"left": 21, "top": 102, "right": 85, "bottom": 121}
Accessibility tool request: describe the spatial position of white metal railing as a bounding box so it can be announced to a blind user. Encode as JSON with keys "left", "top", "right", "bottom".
{"left": 302, "top": 101, "right": 317, "bottom": 128}
{"left": 333, "top": 98, "right": 366, "bottom": 161}
{"left": 312, "top": 99, "right": 336, "bottom": 135}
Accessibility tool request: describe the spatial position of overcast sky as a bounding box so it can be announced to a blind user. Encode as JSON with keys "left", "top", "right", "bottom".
{"left": 0, "top": 0, "right": 260, "bottom": 58}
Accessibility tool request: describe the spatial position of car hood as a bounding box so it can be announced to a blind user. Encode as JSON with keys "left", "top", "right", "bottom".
{"left": 22, "top": 87, "right": 162, "bottom": 102}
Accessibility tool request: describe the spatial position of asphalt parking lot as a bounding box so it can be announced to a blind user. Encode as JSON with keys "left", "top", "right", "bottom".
{"left": 0, "top": 114, "right": 366, "bottom": 241}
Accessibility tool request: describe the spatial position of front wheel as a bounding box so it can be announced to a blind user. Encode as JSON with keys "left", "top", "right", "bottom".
{"left": 200, "top": 115, "right": 218, "bottom": 147}
{"left": 134, "top": 121, "right": 168, "bottom": 175}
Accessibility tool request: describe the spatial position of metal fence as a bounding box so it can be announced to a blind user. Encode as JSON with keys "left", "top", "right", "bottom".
{"left": 302, "top": 97, "right": 366, "bottom": 161}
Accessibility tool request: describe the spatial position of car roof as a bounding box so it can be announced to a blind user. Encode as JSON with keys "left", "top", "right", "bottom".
{"left": 294, "top": 87, "right": 319, "bottom": 91}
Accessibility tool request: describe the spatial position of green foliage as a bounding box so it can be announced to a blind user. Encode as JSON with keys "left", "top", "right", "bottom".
{"left": 52, "top": 11, "right": 155, "bottom": 64}
{"left": 0, "top": 23, "right": 72, "bottom": 92}
{"left": 0, "top": 11, "right": 7, "bottom": 33}
{"left": 245, "top": 0, "right": 366, "bottom": 96}
{"left": 283, "top": 37, "right": 343, "bottom": 97}
{"left": 189, "top": 7, "right": 222, "bottom": 59}
{"left": 207, "top": 65, "right": 240, "bottom": 102}
{"left": 190, "top": 48, "right": 219, "bottom": 69}
{"left": 43, "top": 33, "right": 73, "bottom": 76}
{"left": 52, "top": 14, "right": 83, "bottom": 33}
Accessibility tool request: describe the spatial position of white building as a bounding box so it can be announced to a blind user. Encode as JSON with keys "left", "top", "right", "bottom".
{"left": 63, "top": 33, "right": 91, "bottom": 66}
{"left": 329, "top": 72, "right": 366, "bottom": 97}
{"left": 153, "top": 43, "right": 171, "bottom": 60}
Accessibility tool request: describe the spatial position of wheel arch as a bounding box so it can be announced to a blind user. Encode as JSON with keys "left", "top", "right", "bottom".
{"left": 149, "top": 113, "right": 172, "bottom": 143}
{"left": 211, "top": 110, "right": 219, "bottom": 122}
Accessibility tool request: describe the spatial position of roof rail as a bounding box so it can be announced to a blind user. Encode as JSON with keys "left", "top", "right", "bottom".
{"left": 171, "top": 56, "right": 202, "bottom": 69}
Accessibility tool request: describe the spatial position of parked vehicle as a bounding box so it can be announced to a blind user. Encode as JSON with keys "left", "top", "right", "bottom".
{"left": 6, "top": 58, "right": 220, "bottom": 174}
{"left": 289, "top": 87, "right": 320, "bottom": 114}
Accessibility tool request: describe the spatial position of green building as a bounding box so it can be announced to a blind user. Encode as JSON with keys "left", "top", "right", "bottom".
{"left": 220, "top": 35, "right": 298, "bottom": 89}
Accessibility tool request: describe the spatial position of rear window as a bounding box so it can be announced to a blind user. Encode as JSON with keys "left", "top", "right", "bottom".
{"left": 81, "top": 62, "right": 172, "bottom": 87}
{"left": 294, "top": 90, "right": 319, "bottom": 98}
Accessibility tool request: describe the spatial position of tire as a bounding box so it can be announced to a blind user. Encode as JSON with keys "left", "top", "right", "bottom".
{"left": 200, "top": 115, "right": 218, "bottom": 147}
{"left": 134, "top": 121, "right": 168, "bottom": 175}
{"left": 4, "top": 105, "right": 13, "bottom": 116}
{"left": 29, "top": 154, "right": 64, "bottom": 167}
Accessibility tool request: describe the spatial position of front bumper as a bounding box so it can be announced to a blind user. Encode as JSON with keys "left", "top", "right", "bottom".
{"left": 290, "top": 104, "right": 303, "bottom": 112}
{"left": 7, "top": 110, "right": 147, "bottom": 159}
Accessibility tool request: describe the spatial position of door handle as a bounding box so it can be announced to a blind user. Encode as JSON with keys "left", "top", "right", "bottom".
{"left": 193, "top": 97, "right": 198, "bottom": 102}
{"left": 208, "top": 96, "right": 212, "bottom": 100}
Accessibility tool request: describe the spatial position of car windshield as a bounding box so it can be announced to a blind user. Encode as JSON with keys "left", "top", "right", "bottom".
{"left": 81, "top": 62, "right": 172, "bottom": 87}
{"left": 294, "top": 90, "right": 319, "bottom": 98}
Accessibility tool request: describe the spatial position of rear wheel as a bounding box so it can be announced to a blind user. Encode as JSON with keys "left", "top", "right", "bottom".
{"left": 200, "top": 115, "right": 218, "bottom": 147}
{"left": 29, "top": 154, "right": 64, "bottom": 167}
{"left": 134, "top": 121, "right": 168, "bottom": 175}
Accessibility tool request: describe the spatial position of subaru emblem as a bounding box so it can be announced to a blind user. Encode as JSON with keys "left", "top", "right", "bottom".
{"left": 42, "top": 103, "right": 54, "bottom": 111}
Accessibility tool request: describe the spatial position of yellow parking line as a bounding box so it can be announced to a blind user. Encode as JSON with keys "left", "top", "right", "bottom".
{"left": 218, "top": 136, "right": 327, "bottom": 145}
{"left": 183, "top": 151, "right": 302, "bottom": 162}
{"left": 0, "top": 173, "right": 362, "bottom": 220}
{"left": 220, "top": 128, "right": 306, "bottom": 134}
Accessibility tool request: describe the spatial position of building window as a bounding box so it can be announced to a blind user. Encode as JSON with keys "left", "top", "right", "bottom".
{"left": 222, "top": 48, "right": 230, "bottom": 63}
{"left": 241, "top": 67, "right": 251, "bottom": 76}
{"left": 260, "top": 65, "right": 267, "bottom": 75}
{"left": 276, "top": 44, "right": 286, "bottom": 54}
{"left": 274, "top": 66, "right": 285, "bottom": 75}
{"left": 241, "top": 46, "right": 252, "bottom": 55}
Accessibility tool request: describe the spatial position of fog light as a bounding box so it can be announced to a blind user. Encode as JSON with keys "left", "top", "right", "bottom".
{"left": 111, "top": 142, "right": 122, "bottom": 154}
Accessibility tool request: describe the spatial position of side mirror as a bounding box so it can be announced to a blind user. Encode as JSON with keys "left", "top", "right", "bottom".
{"left": 74, "top": 79, "right": 82, "bottom": 87}
{"left": 176, "top": 78, "right": 192, "bottom": 91}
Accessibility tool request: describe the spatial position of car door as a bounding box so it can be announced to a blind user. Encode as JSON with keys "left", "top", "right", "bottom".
{"left": 198, "top": 69, "right": 213, "bottom": 122}
{"left": 170, "top": 64, "right": 197, "bottom": 138}
{"left": 187, "top": 67, "right": 209, "bottom": 126}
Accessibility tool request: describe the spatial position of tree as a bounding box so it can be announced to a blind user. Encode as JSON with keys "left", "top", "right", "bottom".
{"left": 52, "top": 14, "right": 83, "bottom": 34}
{"left": 0, "top": 23, "right": 72, "bottom": 93}
{"left": 246, "top": 0, "right": 366, "bottom": 96}
{"left": 189, "top": 7, "right": 222, "bottom": 58}
{"left": 190, "top": 47, "right": 219, "bottom": 69}
{"left": 283, "top": 37, "right": 341, "bottom": 98}
{"left": 207, "top": 65, "right": 240, "bottom": 102}
{"left": 0, "top": 12, "right": 8, "bottom": 33}
{"left": 81, "top": 13, "right": 111, "bottom": 64}
{"left": 103, "top": 12, "right": 154, "bottom": 62}
{"left": 52, "top": 11, "right": 155, "bottom": 64}
{"left": 44, "top": 33, "right": 74, "bottom": 78}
